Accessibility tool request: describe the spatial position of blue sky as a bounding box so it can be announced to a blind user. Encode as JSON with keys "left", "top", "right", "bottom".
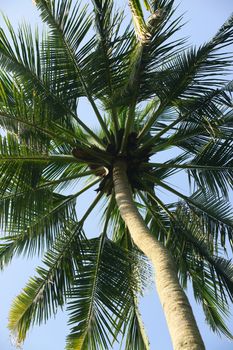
{"left": 0, "top": 1, "right": 233, "bottom": 349}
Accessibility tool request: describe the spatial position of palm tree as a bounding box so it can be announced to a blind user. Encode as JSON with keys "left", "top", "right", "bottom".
{"left": 0, "top": 0, "right": 233, "bottom": 349}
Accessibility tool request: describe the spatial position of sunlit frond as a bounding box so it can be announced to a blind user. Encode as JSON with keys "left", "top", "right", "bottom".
{"left": 8, "top": 221, "right": 85, "bottom": 345}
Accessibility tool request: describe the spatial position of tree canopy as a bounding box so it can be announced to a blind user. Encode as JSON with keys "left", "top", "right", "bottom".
{"left": 0, "top": 0, "right": 233, "bottom": 349}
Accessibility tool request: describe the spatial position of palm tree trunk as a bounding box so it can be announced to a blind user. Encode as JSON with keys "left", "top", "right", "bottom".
{"left": 113, "top": 159, "right": 205, "bottom": 350}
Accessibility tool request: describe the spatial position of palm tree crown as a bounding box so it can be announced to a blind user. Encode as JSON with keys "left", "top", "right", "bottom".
{"left": 0, "top": 0, "right": 233, "bottom": 349}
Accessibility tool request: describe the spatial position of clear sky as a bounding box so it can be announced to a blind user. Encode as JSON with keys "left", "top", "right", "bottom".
{"left": 0, "top": 1, "right": 233, "bottom": 350}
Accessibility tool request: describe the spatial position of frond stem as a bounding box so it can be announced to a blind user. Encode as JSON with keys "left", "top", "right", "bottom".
{"left": 144, "top": 162, "right": 233, "bottom": 171}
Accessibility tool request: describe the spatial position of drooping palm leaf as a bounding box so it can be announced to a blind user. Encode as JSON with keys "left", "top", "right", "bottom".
{"left": 188, "top": 139, "right": 233, "bottom": 197}
{"left": 117, "top": 232, "right": 151, "bottom": 350}
{"left": 8, "top": 221, "right": 85, "bottom": 346}
{"left": 101, "top": 197, "right": 151, "bottom": 349}
{"left": 138, "top": 189, "right": 233, "bottom": 338}
{"left": 66, "top": 236, "right": 132, "bottom": 350}
{"left": 170, "top": 204, "right": 233, "bottom": 338}
{"left": 66, "top": 233, "right": 151, "bottom": 350}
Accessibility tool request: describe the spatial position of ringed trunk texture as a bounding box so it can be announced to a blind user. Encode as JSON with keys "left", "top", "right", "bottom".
{"left": 113, "top": 160, "right": 205, "bottom": 350}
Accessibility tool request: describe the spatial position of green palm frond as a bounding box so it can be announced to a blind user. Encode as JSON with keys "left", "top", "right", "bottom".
{"left": 0, "top": 13, "right": 99, "bottom": 142}
{"left": 117, "top": 234, "right": 151, "bottom": 350}
{"left": 0, "top": 18, "right": 65, "bottom": 113}
{"left": 0, "top": 16, "right": 41, "bottom": 78}
{"left": 186, "top": 258, "right": 232, "bottom": 339}
{"left": 66, "top": 236, "right": 132, "bottom": 350}
{"left": 0, "top": 72, "right": 50, "bottom": 140}
{"left": 191, "top": 265, "right": 232, "bottom": 339}
{"left": 123, "top": 297, "right": 150, "bottom": 350}
{"left": 169, "top": 205, "right": 233, "bottom": 338}
{"left": 102, "top": 202, "right": 151, "bottom": 349}
{"left": 145, "top": 84, "right": 232, "bottom": 153}
{"left": 138, "top": 190, "right": 173, "bottom": 246}
{"left": 142, "top": 178, "right": 233, "bottom": 249}
{"left": 154, "top": 14, "right": 233, "bottom": 101}
{"left": 145, "top": 158, "right": 233, "bottom": 204}
{"left": 0, "top": 181, "right": 100, "bottom": 269}
{"left": 172, "top": 204, "right": 233, "bottom": 291}
{"left": 66, "top": 233, "right": 151, "bottom": 350}
{"left": 35, "top": 0, "right": 111, "bottom": 139}
{"left": 145, "top": 140, "right": 233, "bottom": 200}
{"left": 0, "top": 133, "right": 46, "bottom": 193}
{"left": 148, "top": 152, "right": 190, "bottom": 180}
{"left": 86, "top": 0, "right": 134, "bottom": 135}
{"left": 101, "top": 195, "right": 126, "bottom": 242}
{"left": 140, "top": 192, "right": 233, "bottom": 338}
{"left": 0, "top": 190, "right": 77, "bottom": 258}
{"left": 8, "top": 221, "right": 85, "bottom": 346}
{"left": 139, "top": 13, "right": 233, "bottom": 138}
{"left": 0, "top": 133, "right": 84, "bottom": 194}
{"left": 177, "top": 84, "right": 232, "bottom": 126}
{"left": 188, "top": 139, "right": 233, "bottom": 197}
{"left": 186, "top": 191, "right": 233, "bottom": 250}
{"left": 0, "top": 136, "right": 99, "bottom": 262}
{"left": 154, "top": 180, "right": 233, "bottom": 249}
{"left": 0, "top": 66, "right": 78, "bottom": 144}
{"left": 36, "top": 0, "right": 93, "bottom": 100}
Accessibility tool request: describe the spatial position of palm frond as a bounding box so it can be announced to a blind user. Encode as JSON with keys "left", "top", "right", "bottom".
{"left": 154, "top": 179, "right": 233, "bottom": 250}
{"left": 0, "top": 14, "right": 101, "bottom": 143}
{"left": 0, "top": 133, "right": 46, "bottom": 193}
{"left": 169, "top": 205, "right": 233, "bottom": 338}
{"left": 117, "top": 233, "right": 151, "bottom": 350}
{"left": 139, "top": 192, "right": 233, "bottom": 338}
{"left": 138, "top": 189, "right": 173, "bottom": 246}
{"left": 0, "top": 62, "right": 78, "bottom": 144}
{"left": 0, "top": 133, "right": 85, "bottom": 195}
{"left": 186, "top": 191, "right": 233, "bottom": 250}
{"left": 0, "top": 17, "right": 68, "bottom": 115}
{"left": 92, "top": 0, "right": 126, "bottom": 90}
{"left": 148, "top": 152, "right": 190, "bottom": 180}
{"left": 66, "top": 236, "right": 132, "bottom": 350}
{"left": 35, "top": 0, "right": 111, "bottom": 139}
{"left": 8, "top": 221, "right": 85, "bottom": 346}
{"left": 155, "top": 14, "right": 233, "bottom": 102}
{"left": 66, "top": 232, "right": 151, "bottom": 350}
{"left": 0, "top": 190, "right": 77, "bottom": 260}
{"left": 102, "top": 202, "right": 151, "bottom": 349}
{"left": 87, "top": 0, "right": 133, "bottom": 132}
{"left": 142, "top": 84, "right": 232, "bottom": 152}
{"left": 123, "top": 297, "right": 150, "bottom": 350}
{"left": 139, "top": 13, "right": 233, "bottom": 138}
{"left": 188, "top": 139, "right": 233, "bottom": 197}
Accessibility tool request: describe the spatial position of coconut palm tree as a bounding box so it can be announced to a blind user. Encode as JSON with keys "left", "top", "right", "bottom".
{"left": 0, "top": 0, "right": 233, "bottom": 349}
